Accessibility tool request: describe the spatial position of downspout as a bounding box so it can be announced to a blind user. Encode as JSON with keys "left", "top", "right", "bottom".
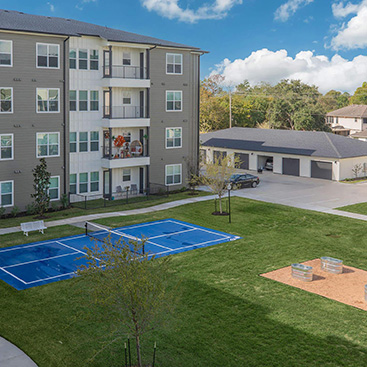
{"left": 197, "top": 53, "right": 201, "bottom": 175}
{"left": 63, "top": 36, "right": 70, "bottom": 196}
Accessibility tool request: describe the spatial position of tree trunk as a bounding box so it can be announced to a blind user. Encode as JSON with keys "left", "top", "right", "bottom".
{"left": 135, "top": 333, "right": 142, "bottom": 367}
{"left": 219, "top": 194, "right": 223, "bottom": 213}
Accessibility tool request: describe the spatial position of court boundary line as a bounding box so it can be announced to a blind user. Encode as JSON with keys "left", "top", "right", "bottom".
{"left": 26, "top": 271, "right": 76, "bottom": 285}
{"left": 0, "top": 265, "right": 28, "bottom": 285}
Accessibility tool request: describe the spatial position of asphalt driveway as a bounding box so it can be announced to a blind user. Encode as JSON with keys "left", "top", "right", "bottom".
{"left": 233, "top": 171, "right": 367, "bottom": 211}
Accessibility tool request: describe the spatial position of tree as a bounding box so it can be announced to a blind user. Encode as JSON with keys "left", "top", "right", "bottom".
{"left": 319, "top": 90, "right": 350, "bottom": 112}
{"left": 200, "top": 153, "right": 239, "bottom": 214}
{"left": 77, "top": 238, "right": 174, "bottom": 367}
{"left": 351, "top": 82, "right": 367, "bottom": 105}
{"left": 31, "top": 158, "right": 51, "bottom": 217}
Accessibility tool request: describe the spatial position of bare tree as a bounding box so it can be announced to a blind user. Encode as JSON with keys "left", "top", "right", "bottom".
{"left": 352, "top": 163, "right": 362, "bottom": 179}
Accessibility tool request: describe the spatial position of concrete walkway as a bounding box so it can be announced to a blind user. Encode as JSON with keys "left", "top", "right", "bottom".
{"left": 0, "top": 337, "right": 37, "bottom": 367}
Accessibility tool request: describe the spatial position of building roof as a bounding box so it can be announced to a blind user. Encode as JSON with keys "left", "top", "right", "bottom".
{"left": 200, "top": 127, "right": 367, "bottom": 159}
{"left": 350, "top": 130, "right": 367, "bottom": 138}
{"left": 0, "top": 9, "right": 201, "bottom": 50}
{"left": 326, "top": 104, "right": 367, "bottom": 118}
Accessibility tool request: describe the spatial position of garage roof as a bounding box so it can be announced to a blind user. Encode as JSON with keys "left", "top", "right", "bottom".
{"left": 0, "top": 9, "right": 201, "bottom": 50}
{"left": 200, "top": 128, "right": 367, "bottom": 159}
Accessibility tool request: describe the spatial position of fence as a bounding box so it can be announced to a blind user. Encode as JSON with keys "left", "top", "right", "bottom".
{"left": 69, "top": 183, "right": 169, "bottom": 210}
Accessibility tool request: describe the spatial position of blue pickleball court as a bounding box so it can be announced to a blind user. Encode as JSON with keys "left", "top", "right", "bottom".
{"left": 0, "top": 219, "right": 241, "bottom": 290}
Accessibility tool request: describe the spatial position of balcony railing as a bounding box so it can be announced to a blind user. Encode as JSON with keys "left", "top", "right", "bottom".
{"left": 103, "top": 105, "right": 148, "bottom": 119}
{"left": 104, "top": 65, "right": 148, "bottom": 79}
{"left": 103, "top": 143, "right": 148, "bottom": 160}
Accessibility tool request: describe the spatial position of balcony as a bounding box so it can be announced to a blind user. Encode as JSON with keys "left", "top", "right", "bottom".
{"left": 102, "top": 106, "right": 150, "bottom": 128}
{"left": 102, "top": 65, "right": 150, "bottom": 88}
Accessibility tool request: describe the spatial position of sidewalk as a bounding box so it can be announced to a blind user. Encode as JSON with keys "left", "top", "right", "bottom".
{"left": 0, "top": 337, "right": 37, "bottom": 367}
{"left": 0, "top": 194, "right": 217, "bottom": 236}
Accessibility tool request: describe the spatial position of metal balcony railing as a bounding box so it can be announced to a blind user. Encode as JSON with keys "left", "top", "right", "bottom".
{"left": 103, "top": 65, "right": 148, "bottom": 79}
{"left": 103, "top": 143, "right": 148, "bottom": 160}
{"left": 103, "top": 106, "right": 148, "bottom": 119}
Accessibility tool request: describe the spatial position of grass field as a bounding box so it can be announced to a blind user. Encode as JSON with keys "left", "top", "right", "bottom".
{"left": 338, "top": 202, "right": 367, "bottom": 216}
{"left": 1, "top": 197, "right": 367, "bottom": 366}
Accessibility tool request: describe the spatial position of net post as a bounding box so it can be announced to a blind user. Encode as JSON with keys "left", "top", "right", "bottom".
{"left": 85, "top": 222, "right": 88, "bottom": 236}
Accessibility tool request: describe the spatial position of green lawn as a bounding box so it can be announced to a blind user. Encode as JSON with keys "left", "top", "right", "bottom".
{"left": 337, "top": 202, "right": 367, "bottom": 216}
{"left": 0, "top": 190, "right": 209, "bottom": 229}
{"left": 2, "top": 197, "right": 367, "bottom": 366}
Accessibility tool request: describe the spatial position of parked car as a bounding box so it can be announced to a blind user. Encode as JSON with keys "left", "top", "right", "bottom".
{"left": 265, "top": 158, "right": 273, "bottom": 171}
{"left": 228, "top": 173, "right": 260, "bottom": 189}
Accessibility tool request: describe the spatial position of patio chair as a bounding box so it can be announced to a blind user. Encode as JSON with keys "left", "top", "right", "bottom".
{"left": 130, "top": 184, "right": 138, "bottom": 195}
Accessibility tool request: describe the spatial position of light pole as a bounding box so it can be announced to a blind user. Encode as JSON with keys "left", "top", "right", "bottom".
{"left": 227, "top": 183, "right": 232, "bottom": 223}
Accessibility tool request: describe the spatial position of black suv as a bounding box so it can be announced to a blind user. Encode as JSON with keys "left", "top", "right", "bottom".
{"left": 228, "top": 173, "right": 260, "bottom": 189}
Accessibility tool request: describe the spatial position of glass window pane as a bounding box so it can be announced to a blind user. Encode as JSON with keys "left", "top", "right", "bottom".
{"left": 49, "top": 89, "right": 59, "bottom": 100}
{"left": 37, "top": 133, "right": 48, "bottom": 145}
{"left": 70, "top": 90, "right": 76, "bottom": 100}
{"left": 90, "top": 50, "right": 98, "bottom": 60}
{"left": 37, "top": 89, "right": 47, "bottom": 101}
{"left": 167, "top": 101, "right": 174, "bottom": 110}
{"left": 37, "top": 44, "right": 48, "bottom": 56}
{"left": 167, "top": 92, "right": 174, "bottom": 101}
{"left": 80, "top": 173, "right": 88, "bottom": 182}
{"left": 90, "top": 171, "right": 99, "bottom": 181}
{"left": 70, "top": 174, "right": 76, "bottom": 184}
{"left": 49, "top": 144, "right": 59, "bottom": 156}
{"left": 79, "top": 91, "right": 88, "bottom": 100}
{"left": 79, "top": 50, "right": 88, "bottom": 59}
{"left": 174, "top": 54, "right": 182, "bottom": 63}
{"left": 166, "top": 176, "right": 173, "bottom": 185}
{"left": 175, "top": 92, "right": 181, "bottom": 101}
{"left": 79, "top": 132, "right": 88, "bottom": 141}
{"left": 90, "top": 131, "right": 98, "bottom": 140}
{"left": 69, "top": 49, "right": 76, "bottom": 58}
{"left": 175, "top": 101, "right": 181, "bottom": 110}
{"left": 1, "top": 193, "right": 12, "bottom": 206}
{"left": 0, "top": 41, "right": 11, "bottom": 53}
{"left": 167, "top": 54, "right": 174, "bottom": 63}
{"left": 1, "top": 182, "right": 12, "bottom": 193}
{"left": 174, "top": 165, "right": 181, "bottom": 174}
{"left": 49, "top": 177, "right": 58, "bottom": 189}
{"left": 49, "top": 45, "right": 59, "bottom": 57}
{"left": 38, "top": 56, "right": 48, "bottom": 67}
{"left": 38, "top": 145, "right": 47, "bottom": 156}
{"left": 49, "top": 133, "right": 58, "bottom": 144}
{"left": 166, "top": 166, "right": 173, "bottom": 175}
{"left": 0, "top": 54, "right": 11, "bottom": 65}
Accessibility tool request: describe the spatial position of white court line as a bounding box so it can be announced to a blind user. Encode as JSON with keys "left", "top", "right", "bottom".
{"left": 0, "top": 266, "right": 27, "bottom": 284}
{"left": 0, "top": 235, "right": 86, "bottom": 253}
{"left": 56, "top": 241, "right": 88, "bottom": 256}
{"left": 25, "top": 271, "right": 76, "bottom": 285}
{"left": 167, "top": 220, "right": 230, "bottom": 239}
{"left": 149, "top": 228, "right": 197, "bottom": 239}
{"left": 115, "top": 219, "right": 172, "bottom": 230}
{"left": 2, "top": 251, "right": 79, "bottom": 269}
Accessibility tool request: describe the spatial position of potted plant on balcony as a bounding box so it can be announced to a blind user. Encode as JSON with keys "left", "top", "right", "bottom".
{"left": 113, "top": 135, "right": 126, "bottom": 158}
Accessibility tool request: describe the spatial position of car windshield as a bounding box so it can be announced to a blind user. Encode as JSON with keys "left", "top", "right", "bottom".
{"left": 230, "top": 174, "right": 241, "bottom": 180}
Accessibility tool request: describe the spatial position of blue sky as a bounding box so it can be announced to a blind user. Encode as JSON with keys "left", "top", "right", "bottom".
{"left": 3, "top": 0, "right": 367, "bottom": 93}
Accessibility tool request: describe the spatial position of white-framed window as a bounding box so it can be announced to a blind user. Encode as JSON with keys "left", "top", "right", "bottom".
{"left": 165, "top": 164, "right": 182, "bottom": 186}
{"left": 70, "top": 132, "right": 77, "bottom": 153}
{"left": 90, "top": 171, "right": 99, "bottom": 192}
{"left": 70, "top": 90, "right": 77, "bottom": 111}
{"left": 0, "top": 40, "right": 12, "bottom": 67}
{"left": 122, "top": 92, "right": 131, "bottom": 105}
{"left": 166, "top": 53, "right": 182, "bottom": 75}
{"left": 79, "top": 90, "right": 88, "bottom": 111}
{"left": 0, "top": 134, "right": 13, "bottom": 160}
{"left": 79, "top": 172, "right": 88, "bottom": 193}
{"left": 69, "top": 174, "right": 77, "bottom": 194}
{"left": 0, "top": 180, "right": 13, "bottom": 207}
{"left": 90, "top": 50, "right": 99, "bottom": 70}
{"left": 36, "top": 43, "right": 59, "bottom": 68}
{"left": 69, "top": 49, "right": 77, "bottom": 69}
{"left": 90, "top": 131, "right": 99, "bottom": 151}
{"left": 79, "top": 132, "right": 88, "bottom": 152}
{"left": 0, "top": 88, "right": 13, "bottom": 113}
{"left": 123, "top": 169, "right": 131, "bottom": 182}
{"left": 90, "top": 91, "right": 99, "bottom": 111}
{"left": 79, "top": 49, "right": 88, "bottom": 70}
{"left": 166, "top": 91, "right": 182, "bottom": 112}
{"left": 166, "top": 128, "right": 182, "bottom": 149}
{"left": 123, "top": 52, "right": 131, "bottom": 66}
{"left": 37, "top": 88, "right": 59, "bottom": 113}
{"left": 48, "top": 176, "right": 60, "bottom": 200}
{"left": 36, "top": 132, "right": 60, "bottom": 158}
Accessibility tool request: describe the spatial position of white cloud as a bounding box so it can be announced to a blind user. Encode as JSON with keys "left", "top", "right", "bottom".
{"left": 332, "top": 1, "right": 361, "bottom": 18}
{"left": 211, "top": 48, "right": 367, "bottom": 93}
{"left": 76, "top": 0, "right": 97, "bottom": 10}
{"left": 141, "top": 0, "right": 242, "bottom": 23}
{"left": 274, "top": 0, "right": 314, "bottom": 22}
{"left": 47, "top": 2, "right": 55, "bottom": 12}
{"left": 331, "top": 0, "right": 367, "bottom": 49}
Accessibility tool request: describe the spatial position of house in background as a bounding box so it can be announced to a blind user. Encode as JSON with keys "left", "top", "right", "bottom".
{"left": 326, "top": 105, "right": 367, "bottom": 136}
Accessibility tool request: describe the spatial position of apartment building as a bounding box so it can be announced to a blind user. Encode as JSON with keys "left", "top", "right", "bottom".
{"left": 0, "top": 10, "right": 204, "bottom": 211}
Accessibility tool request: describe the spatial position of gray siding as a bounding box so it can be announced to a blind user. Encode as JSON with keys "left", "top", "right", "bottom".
{"left": 0, "top": 31, "right": 69, "bottom": 211}
{"left": 149, "top": 48, "right": 200, "bottom": 189}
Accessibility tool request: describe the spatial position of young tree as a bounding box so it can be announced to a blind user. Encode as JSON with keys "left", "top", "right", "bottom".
{"left": 31, "top": 158, "right": 51, "bottom": 217}
{"left": 77, "top": 237, "right": 175, "bottom": 367}
{"left": 200, "top": 153, "right": 239, "bottom": 214}
{"left": 351, "top": 82, "right": 367, "bottom": 105}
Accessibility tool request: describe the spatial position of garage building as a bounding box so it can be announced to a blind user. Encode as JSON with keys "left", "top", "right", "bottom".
{"left": 200, "top": 128, "right": 367, "bottom": 181}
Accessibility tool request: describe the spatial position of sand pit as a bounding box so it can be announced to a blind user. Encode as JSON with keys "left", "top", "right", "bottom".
{"left": 261, "top": 259, "right": 367, "bottom": 311}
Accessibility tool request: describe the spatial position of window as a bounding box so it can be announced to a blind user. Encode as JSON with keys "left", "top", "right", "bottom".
{"left": 166, "top": 53, "right": 182, "bottom": 74}
{"left": 1, "top": 134, "right": 13, "bottom": 160}
{"left": 166, "top": 91, "right": 182, "bottom": 111}
{"left": 0, "top": 40, "right": 12, "bottom": 66}
{"left": 90, "top": 50, "right": 99, "bottom": 70}
{"left": 90, "top": 131, "right": 99, "bottom": 151}
{"left": 69, "top": 49, "right": 77, "bottom": 69}
{"left": 37, "top": 43, "right": 59, "bottom": 68}
{"left": 49, "top": 177, "right": 59, "bottom": 200}
{"left": 70, "top": 132, "right": 77, "bottom": 153}
{"left": 79, "top": 173, "right": 88, "bottom": 193}
{"left": 123, "top": 52, "right": 131, "bottom": 66}
{"left": 123, "top": 93, "right": 131, "bottom": 105}
{"left": 79, "top": 49, "right": 88, "bottom": 70}
{"left": 0, "top": 181, "right": 13, "bottom": 207}
{"left": 123, "top": 132, "right": 131, "bottom": 143}
{"left": 70, "top": 90, "right": 77, "bottom": 111}
{"left": 79, "top": 132, "right": 88, "bottom": 152}
{"left": 90, "top": 91, "right": 99, "bottom": 111}
{"left": 165, "top": 164, "right": 182, "bottom": 185}
{"left": 90, "top": 171, "right": 99, "bottom": 192}
{"left": 37, "top": 88, "right": 59, "bottom": 113}
{"left": 69, "top": 174, "right": 77, "bottom": 194}
{"left": 79, "top": 91, "right": 88, "bottom": 111}
{"left": 123, "top": 169, "right": 131, "bottom": 182}
{"left": 166, "top": 128, "right": 182, "bottom": 148}
{"left": 0, "top": 88, "right": 12, "bottom": 113}
{"left": 37, "top": 133, "right": 59, "bottom": 157}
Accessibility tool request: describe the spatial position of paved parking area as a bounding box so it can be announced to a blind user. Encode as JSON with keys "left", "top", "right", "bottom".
{"left": 233, "top": 171, "right": 367, "bottom": 211}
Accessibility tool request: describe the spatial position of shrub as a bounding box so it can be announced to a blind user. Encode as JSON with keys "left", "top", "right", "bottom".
{"left": 60, "top": 194, "right": 69, "bottom": 209}
{"left": 11, "top": 206, "right": 19, "bottom": 217}
{"left": 0, "top": 206, "right": 5, "bottom": 217}
{"left": 26, "top": 203, "right": 37, "bottom": 215}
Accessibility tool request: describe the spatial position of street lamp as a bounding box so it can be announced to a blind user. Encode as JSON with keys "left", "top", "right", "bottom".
{"left": 227, "top": 183, "right": 232, "bottom": 223}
